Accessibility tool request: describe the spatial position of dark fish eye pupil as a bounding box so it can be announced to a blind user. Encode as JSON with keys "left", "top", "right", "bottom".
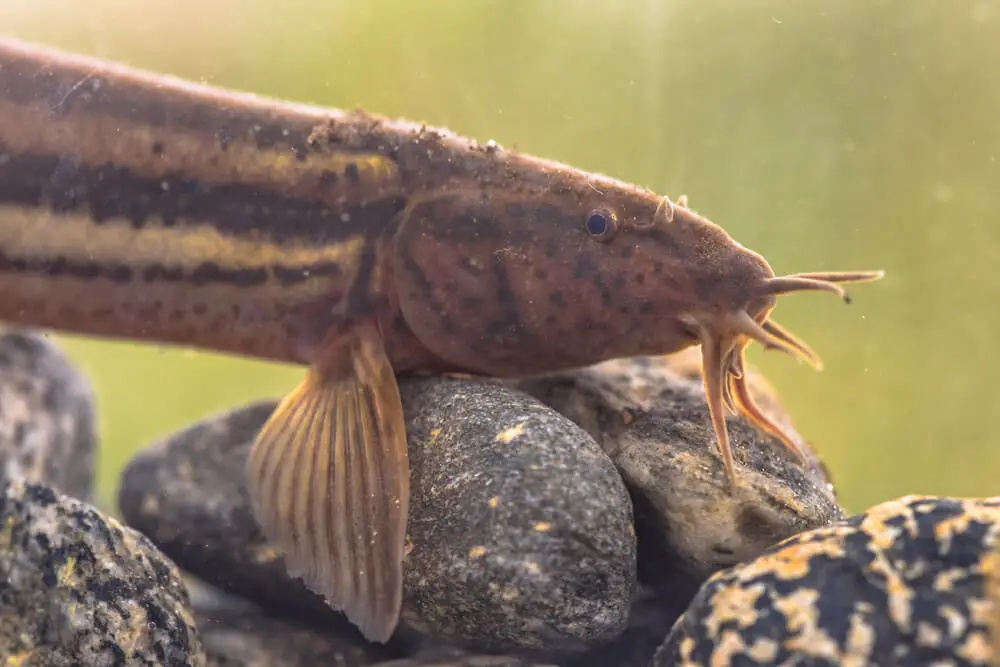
{"left": 587, "top": 212, "right": 608, "bottom": 236}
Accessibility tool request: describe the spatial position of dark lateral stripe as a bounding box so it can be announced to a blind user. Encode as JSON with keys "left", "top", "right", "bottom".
{"left": 0, "top": 250, "right": 349, "bottom": 288}
{"left": 272, "top": 261, "right": 344, "bottom": 286}
{"left": 0, "top": 251, "right": 266, "bottom": 286}
{"left": 0, "top": 147, "right": 407, "bottom": 244}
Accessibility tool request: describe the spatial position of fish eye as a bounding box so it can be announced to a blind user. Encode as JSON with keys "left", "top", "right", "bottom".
{"left": 585, "top": 208, "right": 618, "bottom": 242}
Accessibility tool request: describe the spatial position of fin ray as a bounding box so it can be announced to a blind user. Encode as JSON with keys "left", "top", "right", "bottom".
{"left": 246, "top": 328, "right": 409, "bottom": 643}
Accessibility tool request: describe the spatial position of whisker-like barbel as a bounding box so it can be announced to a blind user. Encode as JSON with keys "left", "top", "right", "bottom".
{"left": 762, "top": 319, "right": 824, "bottom": 371}
{"left": 763, "top": 276, "right": 851, "bottom": 301}
{"left": 783, "top": 270, "right": 886, "bottom": 283}
{"left": 730, "top": 310, "right": 811, "bottom": 362}
{"left": 690, "top": 267, "right": 883, "bottom": 489}
{"left": 763, "top": 270, "right": 885, "bottom": 304}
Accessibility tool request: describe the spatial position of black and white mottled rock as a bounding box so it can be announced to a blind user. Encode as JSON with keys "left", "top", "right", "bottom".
{"left": 118, "top": 376, "right": 636, "bottom": 655}
{"left": 188, "top": 583, "right": 393, "bottom": 667}
{"left": 0, "top": 329, "right": 97, "bottom": 502}
{"left": 512, "top": 350, "right": 844, "bottom": 608}
{"left": 654, "top": 495, "right": 1000, "bottom": 666}
{"left": 0, "top": 477, "right": 205, "bottom": 666}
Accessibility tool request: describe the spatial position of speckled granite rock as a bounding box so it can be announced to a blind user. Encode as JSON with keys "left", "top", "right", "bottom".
{"left": 189, "top": 583, "right": 393, "bottom": 666}
{"left": 654, "top": 495, "right": 1000, "bottom": 666}
{"left": 0, "top": 329, "right": 96, "bottom": 502}
{"left": 512, "top": 350, "right": 843, "bottom": 608}
{"left": 0, "top": 477, "right": 205, "bottom": 666}
{"left": 118, "top": 376, "right": 636, "bottom": 655}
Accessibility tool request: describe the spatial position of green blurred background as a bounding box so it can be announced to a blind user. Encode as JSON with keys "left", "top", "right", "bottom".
{"left": 1, "top": 0, "right": 997, "bottom": 515}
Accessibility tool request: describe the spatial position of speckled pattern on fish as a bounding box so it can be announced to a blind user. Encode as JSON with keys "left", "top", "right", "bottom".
{"left": 654, "top": 495, "right": 1000, "bottom": 666}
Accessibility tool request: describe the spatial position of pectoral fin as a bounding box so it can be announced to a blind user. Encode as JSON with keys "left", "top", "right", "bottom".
{"left": 245, "top": 327, "right": 410, "bottom": 643}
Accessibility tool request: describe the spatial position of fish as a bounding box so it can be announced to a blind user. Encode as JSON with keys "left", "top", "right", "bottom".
{"left": 0, "top": 37, "right": 883, "bottom": 642}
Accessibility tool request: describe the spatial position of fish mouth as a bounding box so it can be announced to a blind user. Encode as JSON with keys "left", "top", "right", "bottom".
{"left": 681, "top": 270, "right": 885, "bottom": 490}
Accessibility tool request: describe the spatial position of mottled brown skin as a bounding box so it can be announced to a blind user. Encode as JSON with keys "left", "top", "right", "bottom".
{"left": 393, "top": 192, "right": 780, "bottom": 376}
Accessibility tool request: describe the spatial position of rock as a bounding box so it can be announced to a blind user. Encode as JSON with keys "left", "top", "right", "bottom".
{"left": 0, "top": 477, "right": 205, "bottom": 666}
{"left": 0, "top": 329, "right": 96, "bottom": 502}
{"left": 188, "top": 583, "right": 393, "bottom": 667}
{"left": 985, "top": 538, "right": 1000, "bottom": 661}
{"left": 194, "top": 583, "right": 582, "bottom": 666}
{"left": 654, "top": 494, "right": 1000, "bottom": 666}
{"left": 372, "top": 653, "right": 556, "bottom": 667}
{"left": 389, "top": 638, "right": 560, "bottom": 666}
{"left": 394, "top": 377, "right": 635, "bottom": 653}
{"left": 555, "top": 586, "right": 681, "bottom": 667}
{"left": 511, "top": 350, "right": 844, "bottom": 607}
{"left": 118, "top": 376, "right": 636, "bottom": 655}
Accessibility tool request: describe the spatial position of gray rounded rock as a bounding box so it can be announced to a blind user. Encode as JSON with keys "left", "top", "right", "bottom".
{"left": 511, "top": 351, "right": 843, "bottom": 610}
{"left": 189, "top": 583, "right": 393, "bottom": 666}
{"left": 0, "top": 329, "right": 96, "bottom": 502}
{"left": 396, "top": 378, "right": 635, "bottom": 652}
{"left": 118, "top": 375, "right": 636, "bottom": 655}
{"left": 0, "top": 477, "right": 205, "bottom": 666}
{"left": 555, "top": 586, "right": 683, "bottom": 667}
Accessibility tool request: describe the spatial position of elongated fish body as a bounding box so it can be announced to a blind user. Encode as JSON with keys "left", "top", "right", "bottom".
{"left": 0, "top": 38, "right": 681, "bottom": 375}
{"left": 0, "top": 37, "right": 883, "bottom": 643}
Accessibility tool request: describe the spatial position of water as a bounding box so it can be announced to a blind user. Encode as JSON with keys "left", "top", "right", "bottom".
{"left": 2, "top": 0, "right": 997, "bottom": 514}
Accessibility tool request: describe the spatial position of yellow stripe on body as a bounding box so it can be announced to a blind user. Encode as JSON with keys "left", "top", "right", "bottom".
{"left": 0, "top": 98, "right": 401, "bottom": 206}
{"left": 0, "top": 202, "right": 365, "bottom": 288}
